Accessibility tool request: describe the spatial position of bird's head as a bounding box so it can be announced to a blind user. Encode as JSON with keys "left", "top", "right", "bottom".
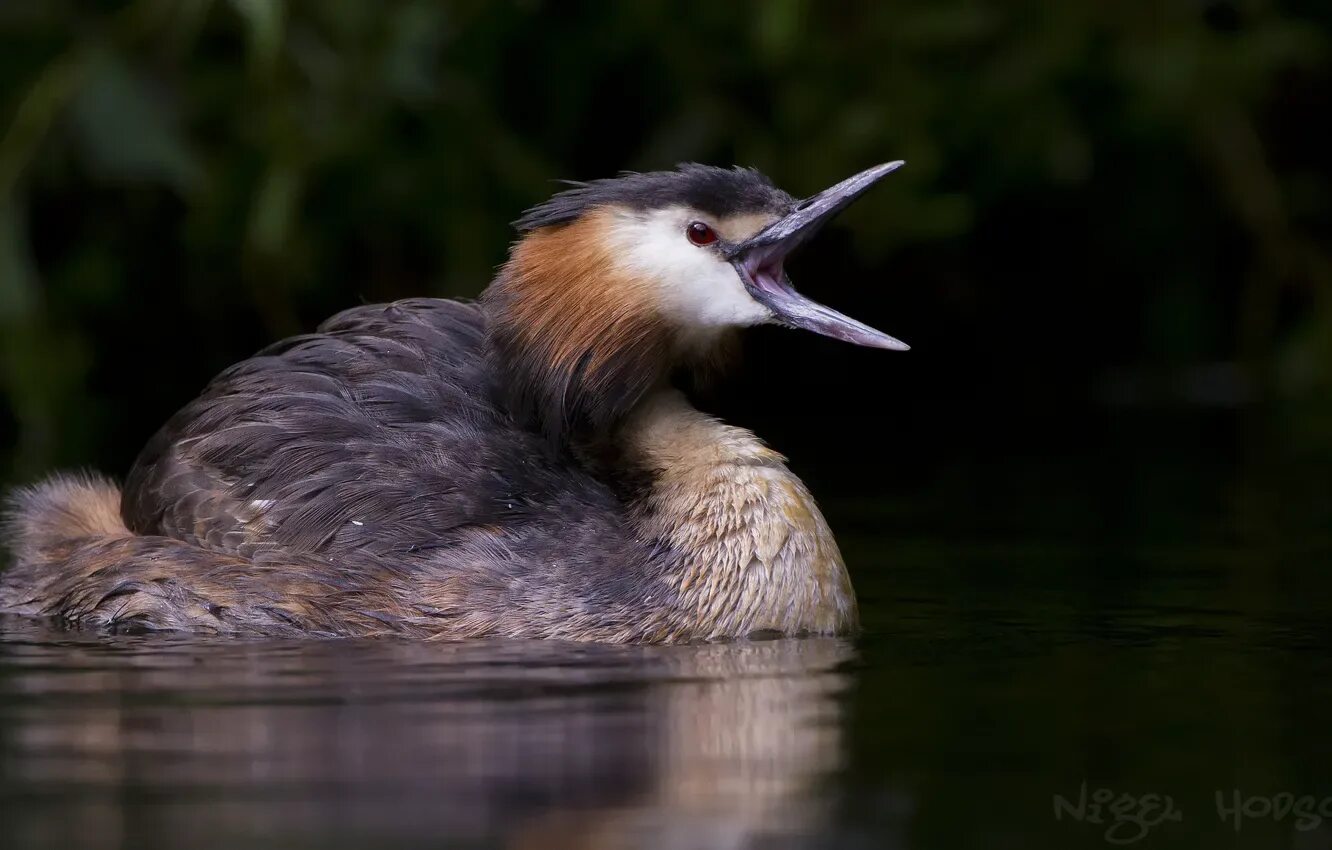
{"left": 484, "top": 162, "right": 907, "bottom": 443}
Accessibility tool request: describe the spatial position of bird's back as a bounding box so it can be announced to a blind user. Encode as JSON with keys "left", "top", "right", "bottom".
{"left": 3, "top": 298, "right": 673, "bottom": 639}
{"left": 126, "top": 297, "right": 565, "bottom": 558}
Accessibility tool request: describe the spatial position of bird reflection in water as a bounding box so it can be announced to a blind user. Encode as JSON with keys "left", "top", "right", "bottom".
{"left": 0, "top": 620, "right": 857, "bottom": 849}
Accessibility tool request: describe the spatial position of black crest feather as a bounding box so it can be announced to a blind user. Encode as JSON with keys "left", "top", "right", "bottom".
{"left": 513, "top": 163, "right": 794, "bottom": 233}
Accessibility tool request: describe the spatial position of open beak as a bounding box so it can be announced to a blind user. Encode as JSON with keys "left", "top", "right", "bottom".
{"left": 727, "top": 161, "right": 909, "bottom": 350}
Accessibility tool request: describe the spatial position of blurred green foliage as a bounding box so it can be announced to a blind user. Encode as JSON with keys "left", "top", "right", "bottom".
{"left": 0, "top": 0, "right": 1328, "bottom": 486}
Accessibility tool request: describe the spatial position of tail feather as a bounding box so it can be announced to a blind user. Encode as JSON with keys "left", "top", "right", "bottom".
{"left": 2, "top": 473, "right": 131, "bottom": 616}
{"left": 3, "top": 472, "right": 130, "bottom": 558}
{"left": 1, "top": 472, "right": 398, "bottom": 636}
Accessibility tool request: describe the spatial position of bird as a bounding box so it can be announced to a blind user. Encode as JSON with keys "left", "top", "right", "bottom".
{"left": 1, "top": 162, "right": 909, "bottom": 643}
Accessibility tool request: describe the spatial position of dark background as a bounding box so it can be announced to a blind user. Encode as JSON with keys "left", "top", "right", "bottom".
{"left": 1, "top": 0, "right": 1329, "bottom": 518}
{"left": 2, "top": 6, "right": 1332, "bottom": 848}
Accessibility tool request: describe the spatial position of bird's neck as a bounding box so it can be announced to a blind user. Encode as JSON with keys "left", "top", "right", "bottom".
{"left": 622, "top": 391, "right": 858, "bottom": 639}
{"left": 482, "top": 215, "right": 739, "bottom": 445}
{"left": 482, "top": 215, "right": 675, "bottom": 444}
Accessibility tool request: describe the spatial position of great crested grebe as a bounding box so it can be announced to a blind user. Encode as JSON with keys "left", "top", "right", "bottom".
{"left": 1, "top": 163, "right": 908, "bottom": 643}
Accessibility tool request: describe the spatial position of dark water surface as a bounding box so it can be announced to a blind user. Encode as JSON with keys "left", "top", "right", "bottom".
{"left": 2, "top": 411, "right": 1330, "bottom": 849}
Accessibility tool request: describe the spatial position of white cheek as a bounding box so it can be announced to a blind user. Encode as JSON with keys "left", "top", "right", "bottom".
{"left": 609, "top": 209, "right": 771, "bottom": 329}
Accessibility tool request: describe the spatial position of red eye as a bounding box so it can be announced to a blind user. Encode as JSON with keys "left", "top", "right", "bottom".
{"left": 686, "top": 221, "right": 718, "bottom": 246}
